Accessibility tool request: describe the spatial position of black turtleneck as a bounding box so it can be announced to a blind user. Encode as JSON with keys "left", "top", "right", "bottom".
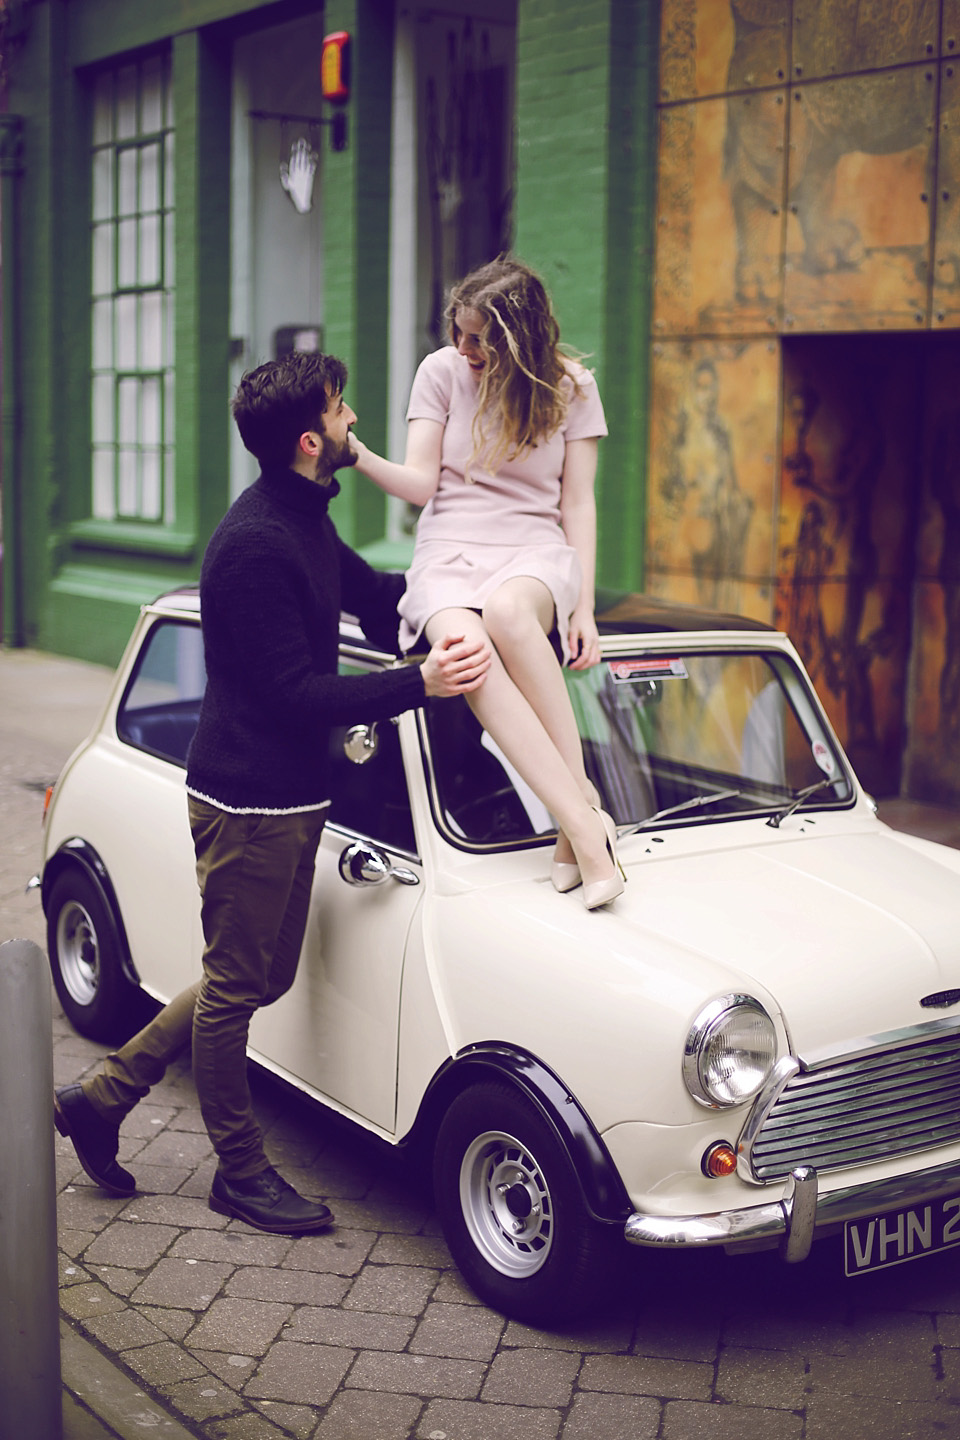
{"left": 185, "top": 466, "right": 424, "bottom": 812}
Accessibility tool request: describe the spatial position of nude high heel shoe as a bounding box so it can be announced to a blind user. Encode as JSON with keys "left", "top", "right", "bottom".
{"left": 550, "top": 858, "right": 581, "bottom": 893}
{"left": 582, "top": 808, "right": 626, "bottom": 911}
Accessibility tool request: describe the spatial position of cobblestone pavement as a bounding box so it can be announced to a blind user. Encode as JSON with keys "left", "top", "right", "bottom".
{"left": 4, "top": 646, "right": 960, "bottom": 1440}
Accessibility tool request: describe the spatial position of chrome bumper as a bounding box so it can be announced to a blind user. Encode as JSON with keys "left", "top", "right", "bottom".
{"left": 624, "top": 1155, "right": 960, "bottom": 1263}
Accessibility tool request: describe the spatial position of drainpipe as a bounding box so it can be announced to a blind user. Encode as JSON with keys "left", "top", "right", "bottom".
{"left": 0, "top": 112, "right": 24, "bottom": 646}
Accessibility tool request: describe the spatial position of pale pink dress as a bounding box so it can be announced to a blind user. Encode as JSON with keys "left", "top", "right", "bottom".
{"left": 398, "top": 346, "right": 608, "bottom": 662}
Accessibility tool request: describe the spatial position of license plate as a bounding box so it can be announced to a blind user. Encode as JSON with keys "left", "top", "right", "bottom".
{"left": 845, "top": 1194, "right": 960, "bottom": 1276}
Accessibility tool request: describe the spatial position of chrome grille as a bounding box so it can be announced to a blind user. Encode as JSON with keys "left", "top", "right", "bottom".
{"left": 748, "top": 1031, "right": 960, "bottom": 1181}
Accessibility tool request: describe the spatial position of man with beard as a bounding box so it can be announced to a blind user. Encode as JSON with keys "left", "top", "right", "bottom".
{"left": 55, "top": 351, "right": 490, "bottom": 1235}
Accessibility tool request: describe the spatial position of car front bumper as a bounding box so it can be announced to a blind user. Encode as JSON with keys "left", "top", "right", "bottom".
{"left": 624, "top": 1154, "right": 960, "bottom": 1262}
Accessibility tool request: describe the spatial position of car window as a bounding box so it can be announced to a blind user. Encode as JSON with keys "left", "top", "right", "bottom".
{"left": 423, "top": 697, "right": 545, "bottom": 847}
{"left": 117, "top": 619, "right": 205, "bottom": 767}
{"left": 326, "top": 663, "right": 417, "bottom": 856}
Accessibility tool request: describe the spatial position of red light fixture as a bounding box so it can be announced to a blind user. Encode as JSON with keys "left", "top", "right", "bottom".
{"left": 321, "top": 31, "right": 351, "bottom": 104}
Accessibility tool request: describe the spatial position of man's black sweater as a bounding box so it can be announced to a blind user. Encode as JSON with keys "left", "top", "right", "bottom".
{"left": 185, "top": 466, "right": 425, "bottom": 812}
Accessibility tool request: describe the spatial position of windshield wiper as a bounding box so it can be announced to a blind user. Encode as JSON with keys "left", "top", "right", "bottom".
{"left": 766, "top": 776, "right": 839, "bottom": 829}
{"left": 620, "top": 788, "right": 744, "bottom": 837}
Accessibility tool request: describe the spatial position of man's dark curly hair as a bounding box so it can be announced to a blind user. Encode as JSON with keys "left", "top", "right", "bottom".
{"left": 232, "top": 351, "right": 348, "bottom": 469}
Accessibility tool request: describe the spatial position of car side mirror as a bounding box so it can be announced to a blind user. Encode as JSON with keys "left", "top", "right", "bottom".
{"left": 344, "top": 723, "right": 378, "bottom": 764}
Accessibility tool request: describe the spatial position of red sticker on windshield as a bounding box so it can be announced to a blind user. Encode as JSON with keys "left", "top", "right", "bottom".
{"left": 609, "top": 658, "right": 688, "bottom": 683}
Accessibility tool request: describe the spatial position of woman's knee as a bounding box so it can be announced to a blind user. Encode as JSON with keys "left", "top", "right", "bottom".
{"left": 482, "top": 582, "right": 552, "bottom": 651}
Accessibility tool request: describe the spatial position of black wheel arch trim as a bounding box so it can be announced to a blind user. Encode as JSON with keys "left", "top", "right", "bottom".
{"left": 41, "top": 839, "right": 140, "bottom": 987}
{"left": 411, "top": 1042, "right": 631, "bottom": 1225}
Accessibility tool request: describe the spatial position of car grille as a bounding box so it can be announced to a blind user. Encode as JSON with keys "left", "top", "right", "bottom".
{"left": 748, "top": 1030, "right": 960, "bottom": 1181}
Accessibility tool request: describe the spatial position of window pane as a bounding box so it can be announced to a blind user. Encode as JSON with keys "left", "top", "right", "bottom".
{"left": 164, "top": 447, "right": 175, "bottom": 524}
{"left": 117, "top": 217, "right": 137, "bottom": 287}
{"left": 164, "top": 372, "right": 175, "bottom": 446}
{"left": 164, "top": 210, "right": 175, "bottom": 286}
{"left": 92, "top": 299, "right": 113, "bottom": 369}
{"left": 117, "top": 147, "right": 137, "bottom": 215}
{"left": 92, "top": 224, "right": 113, "bottom": 295}
{"left": 115, "top": 66, "right": 137, "bottom": 140}
{"left": 116, "top": 294, "right": 137, "bottom": 369}
{"left": 140, "top": 56, "right": 164, "bottom": 133}
{"left": 140, "top": 449, "right": 161, "bottom": 520}
{"left": 118, "top": 377, "right": 138, "bottom": 444}
{"left": 92, "top": 73, "right": 113, "bottom": 146}
{"left": 139, "top": 290, "right": 162, "bottom": 369}
{"left": 139, "top": 142, "right": 160, "bottom": 212}
{"left": 92, "top": 149, "right": 113, "bottom": 221}
{"left": 164, "top": 132, "right": 174, "bottom": 207}
{"left": 164, "top": 290, "right": 174, "bottom": 367}
{"left": 92, "top": 448, "right": 115, "bottom": 519}
{"left": 118, "top": 447, "right": 138, "bottom": 515}
{"left": 92, "top": 375, "right": 114, "bottom": 444}
{"left": 138, "top": 214, "right": 160, "bottom": 286}
{"left": 141, "top": 375, "right": 160, "bottom": 446}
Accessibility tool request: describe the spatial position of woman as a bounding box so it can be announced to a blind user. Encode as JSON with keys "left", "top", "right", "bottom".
{"left": 349, "top": 258, "right": 623, "bottom": 909}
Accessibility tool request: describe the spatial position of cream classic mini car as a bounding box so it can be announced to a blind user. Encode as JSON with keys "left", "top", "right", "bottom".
{"left": 38, "top": 587, "right": 960, "bottom": 1322}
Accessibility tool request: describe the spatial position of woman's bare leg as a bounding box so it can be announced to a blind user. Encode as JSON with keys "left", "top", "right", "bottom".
{"left": 481, "top": 577, "right": 598, "bottom": 865}
{"left": 425, "top": 606, "right": 615, "bottom": 888}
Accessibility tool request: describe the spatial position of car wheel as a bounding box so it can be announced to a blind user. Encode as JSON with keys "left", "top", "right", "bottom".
{"left": 47, "top": 868, "right": 138, "bottom": 1042}
{"left": 433, "top": 1080, "right": 615, "bottom": 1324}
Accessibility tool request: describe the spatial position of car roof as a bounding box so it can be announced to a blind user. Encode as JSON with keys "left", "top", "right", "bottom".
{"left": 146, "top": 585, "right": 775, "bottom": 637}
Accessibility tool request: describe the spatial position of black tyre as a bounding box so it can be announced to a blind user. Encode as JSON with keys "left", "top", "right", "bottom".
{"left": 46, "top": 867, "right": 139, "bottom": 1042}
{"left": 433, "top": 1080, "right": 615, "bottom": 1325}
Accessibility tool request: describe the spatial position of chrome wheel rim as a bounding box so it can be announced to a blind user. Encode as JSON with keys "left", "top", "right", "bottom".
{"left": 57, "top": 901, "right": 100, "bottom": 1006}
{"left": 459, "top": 1128, "right": 554, "bottom": 1277}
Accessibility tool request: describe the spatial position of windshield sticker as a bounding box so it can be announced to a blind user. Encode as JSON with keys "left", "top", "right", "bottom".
{"left": 609, "top": 657, "right": 689, "bottom": 684}
{"left": 811, "top": 740, "right": 836, "bottom": 775}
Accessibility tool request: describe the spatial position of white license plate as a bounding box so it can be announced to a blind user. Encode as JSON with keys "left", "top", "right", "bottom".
{"left": 845, "top": 1194, "right": 960, "bottom": 1276}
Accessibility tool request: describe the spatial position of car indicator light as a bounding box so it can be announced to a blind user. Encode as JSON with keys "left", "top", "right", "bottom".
{"left": 702, "top": 1142, "right": 737, "bottom": 1178}
{"left": 42, "top": 785, "right": 54, "bottom": 824}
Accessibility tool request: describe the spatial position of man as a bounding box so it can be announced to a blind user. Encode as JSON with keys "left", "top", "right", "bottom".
{"left": 55, "top": 351, "right": 490, "bottom": 1235}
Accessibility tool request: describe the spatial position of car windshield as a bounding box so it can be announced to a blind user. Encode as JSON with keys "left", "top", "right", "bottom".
{"left": 423, "top": 647, "right": 853, "bottom": 848}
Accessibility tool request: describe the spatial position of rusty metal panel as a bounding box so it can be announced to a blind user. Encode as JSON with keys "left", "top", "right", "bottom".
{"left": 933, "top": 61, "right": 960, "bottom": 326}
{"left": 654, "top": 92, "right": 787, "bottom": 336}
{"left": 945, "top": 1, "right": 960, "bottom": 57}
{"left": 660, "top": 1, "right": 787, "bottom": 103}
{"left": 646, "top": 339, "right": 778, "bottom": 623}
{"left": 781, "top": 68, "right": 936, "bottom": 332}
{"left": 792, "top": 0, "right": 938, "bottom": 80}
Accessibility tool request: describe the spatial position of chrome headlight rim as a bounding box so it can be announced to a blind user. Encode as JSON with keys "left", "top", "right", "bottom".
{"left": 683, "top": 992, "right": 778, "bottom": 1110}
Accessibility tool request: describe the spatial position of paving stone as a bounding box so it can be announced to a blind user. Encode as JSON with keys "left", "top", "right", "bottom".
{"left": 347, "top": 1351, "right": 483, "bottom": 1399}
{"left": 122, "top": 1193, "right": 230, "bottom": 1229}
{"left": 184, "top": 1296, "right": 293, "bottom": 1354}
{"left": 134, "top": 1129, "right": 216, "bottom": 1168}
{"left": 281, "top": 1229, "right": 377, "bottom": 1275}
{"left": 314, "top": 1390, "right": 424, "bottom": 1439}
{"left": 721, "top": 1312, "right": 862, "bottom": 1355}
{"left": 168, "top": 1227, "right": 292, "bottom": 1266}
{"left": 86, "top": 1264, "right": 142, "bottom": 1297}
{"left": 123, "top": 1338, "right": 208, "bottom": 1386}
{"left": 58, "top": 1227, "right": 97, "bottom": 1259}
{"left": 59, "top": 1281, "right": 127, "bottom": 1322}
{"left": 250, "top": 1401, "right": 320, "bottom": 1440}
{"left": 244, "top": 1341, "right": 355, "bottom": 1407}
{"left": 59, "top": 1256, "right": 92, "bottom": 1286}
{"left": 369, "top": 1232, "right": 453, "bottom": 1268}
{"left": 663, "top": 1400, "right": 803, "bottom": 1439}
{"left": 804, "top": 1392, "right": 960, "bottom": 1439}
{"left": 83, "top": 1220, "right": 181, "bottom": 1269}
{"left": 83, "top": 1307, "right": 168, "bottom": 1352}
{"left": 415, "top": 1398, "right": 561, "bottom": 1439}
{"left": 410, "top": 1301, "right": 505, "bottom": 1360}
{"left": 192, "top": 1348, "right": 257, "bottom": 1385}
{"left": 132, "top": 1164, "right": 196, "bottom": 1195}
{"left": 225, "top": 1264, "right": 350, "bottom": 1307}
{"left": 129, "top": 1257, "right": 234, "bottom": 1309}
{"left": 330, "top": 1195, "right": 431, "bottom": 1235}
{"left": 633, "top": 1314, "right": 722, "bottom": 1363}
{"left": 137, "top": 1304, "right": 196, "bottom": 1341}
{"left": 161, "top": 1375, "right": 247, "bottom": 1423}
{"left": 56, "top": 1188, "right": 129, "bottom": 1231}
{"left": 806, "top": 1313, "right": 943, "bottom": 1402}
{"left": 560, "top": 1391, "right": 661, "bottom": 1439}
{"left": 481, "top": 1348, "right": 580, "bottom": 1406}
{"left": 716, "top": 1346, "right": 809, "bottom": 1408}
{"left": 503, "top": 1315, "right": 634, "bottom": 1353}
{"left": 430, "top": 1269, "right": 480, "bottom": 1305}
{"left": 205, "top": 1409, "right": 298, "bottom": 1439}
{"left": 121, "top": 1102, "right": 178, "bottom": 1138}
{"left": 343, "top": 1263, "right": 439, "bottom": 1316}
{"left": 939, "top": 1314, "right": 960, "bottom": 1347}
{"left": 579, "top": 1353, "right": 714, "bottom": 1401}
{"left": 284, "top": 1305, "right": 415, "bottom": 1351}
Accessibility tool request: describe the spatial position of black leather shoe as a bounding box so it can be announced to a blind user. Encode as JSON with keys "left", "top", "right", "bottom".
{"left": 54, "top": 1085, "right": 136, "bottom": 1195}
{"left": 208, "top": 1165, "right": 334, "bottom": 1234}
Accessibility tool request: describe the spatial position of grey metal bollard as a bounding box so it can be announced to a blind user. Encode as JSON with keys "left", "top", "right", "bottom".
{"left": 0, "top": 939, "right": 62, "bottom": 1440}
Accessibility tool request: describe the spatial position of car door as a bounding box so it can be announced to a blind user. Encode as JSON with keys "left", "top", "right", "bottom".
{"left": 247, "top": 700, "right": 424, "bottom": 1134}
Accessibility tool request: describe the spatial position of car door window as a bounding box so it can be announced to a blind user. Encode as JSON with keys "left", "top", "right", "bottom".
{"left": 117, "top": 619, "right": 205, "bottom": 767}
{"left": 327, "top": 664, "right": 416, "bottom": 856}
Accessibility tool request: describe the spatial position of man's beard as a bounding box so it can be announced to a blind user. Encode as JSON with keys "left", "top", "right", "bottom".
{"left": 319, "top": 433, "right": 357, "bottom": 477}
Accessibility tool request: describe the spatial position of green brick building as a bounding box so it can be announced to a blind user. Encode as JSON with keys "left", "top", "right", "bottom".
{"left": 0, "top": 0, "right": 658, "bottom": 665}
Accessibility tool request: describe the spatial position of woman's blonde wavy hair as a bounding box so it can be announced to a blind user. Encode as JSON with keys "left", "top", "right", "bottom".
{"left": 446, "top": 257, "right": 584, "bottom": 478}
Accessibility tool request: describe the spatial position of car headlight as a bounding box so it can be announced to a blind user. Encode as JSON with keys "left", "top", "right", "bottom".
{"left": 683, "top": 994, "right": 777, "bottom": 1108}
